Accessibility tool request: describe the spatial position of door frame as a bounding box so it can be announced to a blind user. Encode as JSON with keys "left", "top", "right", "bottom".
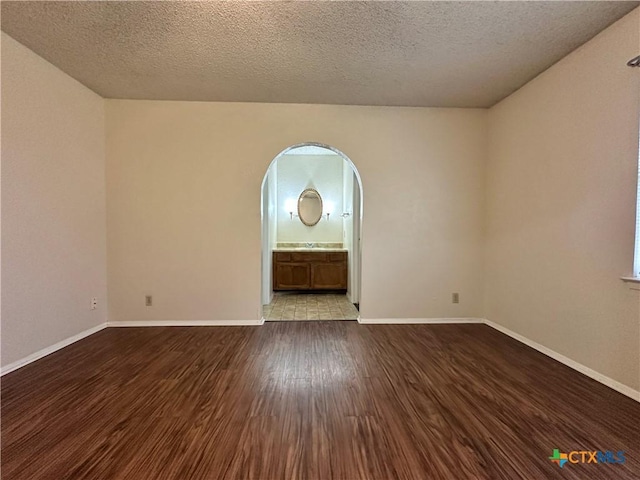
{"left": 260, "top": 142, "right": 364, "bottom": 316}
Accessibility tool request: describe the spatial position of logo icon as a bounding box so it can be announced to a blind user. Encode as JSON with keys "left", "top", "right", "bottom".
{"left": 549, "top": 449, "right": 568, "bottom": 468}
{"left": 549, "top": 449, "right": 625, "bottom": 468}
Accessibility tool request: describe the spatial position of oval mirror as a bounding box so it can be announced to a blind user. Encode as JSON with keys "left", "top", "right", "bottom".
{"left": 297, "top": 188, "right": 323, "bottom": 226}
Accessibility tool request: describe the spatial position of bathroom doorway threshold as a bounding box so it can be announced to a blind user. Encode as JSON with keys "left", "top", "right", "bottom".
{"left": 263, "top": 292, "right": 359, "bottom": 321}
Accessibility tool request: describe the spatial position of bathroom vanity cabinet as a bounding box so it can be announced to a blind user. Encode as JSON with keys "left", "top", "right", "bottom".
{"left": 273, "top": 251, "right": 347, "bottom": 291}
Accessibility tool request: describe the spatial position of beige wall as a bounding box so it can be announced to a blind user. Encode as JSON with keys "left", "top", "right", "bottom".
{"left": 106, "top": 101, "right": 487, "bottom": 321}
{"left": 485, "top": 9, "right": 640, "bottom": 390}
{"left": 1, "top": 33, "right": 107, "bottom": 368}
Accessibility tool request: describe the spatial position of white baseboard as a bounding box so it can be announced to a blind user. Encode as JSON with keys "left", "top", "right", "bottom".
{"left": 0, "top": 322, "right": 108, "bottom": 376}
{"left": 358, "top": 316, "right": 639, "bottom": 402}
{"left": 108, "top": 319, "right": 264, "bottom": 327}
{"left": 484, "top": 319, "right": 640, "bottom": 403}
{"left": 0, "top": 319, "right": 265, "bottom": 375}
{"left": 358, "top": 317, "right": 484, "bottom": 324}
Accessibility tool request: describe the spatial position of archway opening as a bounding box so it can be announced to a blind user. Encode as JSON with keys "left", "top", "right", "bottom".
{"left": 260, "top": 143, "right": 363, "bottom": 321}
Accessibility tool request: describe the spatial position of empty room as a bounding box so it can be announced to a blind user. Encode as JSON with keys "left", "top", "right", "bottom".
{"left": 2, "top": 1, "right": 640, "bottom": 479}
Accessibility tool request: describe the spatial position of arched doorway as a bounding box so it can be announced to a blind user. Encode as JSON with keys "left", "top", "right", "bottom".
{"left": 260, "top": 143, "right": 363, "bottom": 321}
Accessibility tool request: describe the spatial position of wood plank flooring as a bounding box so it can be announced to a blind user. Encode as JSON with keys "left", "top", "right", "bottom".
{"left": 2, "top": 322, "right": 639, "bottom": 479}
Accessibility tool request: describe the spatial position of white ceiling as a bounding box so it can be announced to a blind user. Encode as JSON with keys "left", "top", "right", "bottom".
{"left": 1, "top": 1, "right": 638, "bottom": 108}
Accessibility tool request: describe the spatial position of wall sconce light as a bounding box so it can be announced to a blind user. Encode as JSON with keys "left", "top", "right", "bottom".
{"left": 285, "top": 198, "right": 298, "bottom": 220}
{"left": 323, "top": 200, "right": 334, "bottom": 221}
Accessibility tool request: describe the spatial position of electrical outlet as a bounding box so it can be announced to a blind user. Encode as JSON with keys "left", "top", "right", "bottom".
{"left": 452, "top": 293, "right": 459, "bottom": 304}
{"left": 90, "top": 297, "right": 98, "bottom": 310}
{"left": 145, "top": 295, "right": 153, "bottom": 307}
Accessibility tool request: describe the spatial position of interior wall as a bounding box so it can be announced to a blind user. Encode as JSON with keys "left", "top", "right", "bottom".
{"left": 106, "top": 101, "right": 486, "bottom": 321}
{"left": 352, "top": 171, "right": 362, "bottom": 304}
{"left": 276, "top": 153, "right": 344, "bottom": 244}
{"left": 268, "top": 163, "right": 277, "bottom": 250}
{"left": 343, "top": 162, "right": 355, "bottom": 299}
{"left": 485, "top": 8, "right": 640, "bottom": 391}
{"left": 260, "top": 167, "right": 275, "bottom": 306}
{"left": 1, "top": 33, "right": 107, "bottom": 368}
{"left": 264, "top": 164, "right": 278, "bottom": 304}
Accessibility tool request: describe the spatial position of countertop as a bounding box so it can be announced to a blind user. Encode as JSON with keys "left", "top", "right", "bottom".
{"left": 273, "top": 248, "right": 348, "bottom": 252}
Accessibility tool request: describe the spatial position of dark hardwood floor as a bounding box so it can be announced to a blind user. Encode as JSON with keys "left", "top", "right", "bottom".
{"left": 2, "top": 322, "right": 639, "bottom": 479}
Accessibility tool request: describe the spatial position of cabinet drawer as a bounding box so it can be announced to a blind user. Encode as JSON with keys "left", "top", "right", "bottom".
{"left": 327, "top": 252, "right": 347, "bottom": 263}
{"left": 274, "top": 252, "right": 292, "bottom": 262}
{"left": 291, "top": 252, "right": 327, "bottom": 262}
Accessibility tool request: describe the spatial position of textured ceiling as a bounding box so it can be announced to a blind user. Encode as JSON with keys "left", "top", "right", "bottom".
{"left": 1, "top": 1, "right": 638, "bottom": 108}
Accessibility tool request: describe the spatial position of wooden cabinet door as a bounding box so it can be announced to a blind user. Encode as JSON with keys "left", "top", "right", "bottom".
{"left": 274, "top": 262, "right": 311, "bottom": 290}
{"left": 311, "top": 263, "right": 347, "bottom": 290}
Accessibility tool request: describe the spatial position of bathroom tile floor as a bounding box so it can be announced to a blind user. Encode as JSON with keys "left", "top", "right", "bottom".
{"left": 263, "top": 293, "right": 359, "bottom": 321}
